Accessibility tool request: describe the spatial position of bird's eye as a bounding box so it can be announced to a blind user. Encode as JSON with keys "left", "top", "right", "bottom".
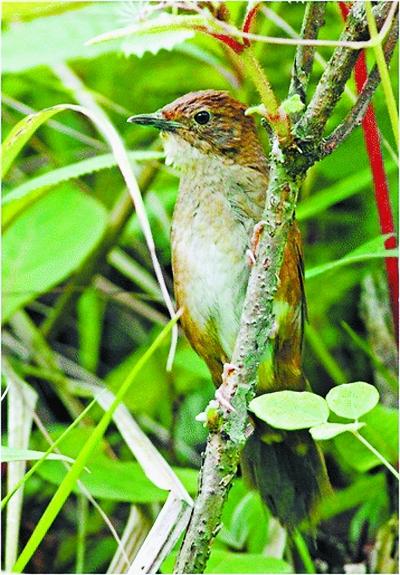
{"left": 194, "top": 110, "right": 211, "bottom": 125}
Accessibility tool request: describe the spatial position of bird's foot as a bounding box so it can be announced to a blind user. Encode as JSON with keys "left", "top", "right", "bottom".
{"left": 247, "top": 221, "right": 267, "bottom": 266}
{"left": 215, "top": 363, "right": 238, "bottom": 413}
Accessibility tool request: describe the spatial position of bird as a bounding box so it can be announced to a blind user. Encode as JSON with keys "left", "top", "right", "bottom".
{"left": 128, "top": 90, "right": 329, "bottom": 529}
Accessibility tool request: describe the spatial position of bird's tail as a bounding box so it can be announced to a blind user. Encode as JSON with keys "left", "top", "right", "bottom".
{"left": 241, "top": 419, "right": 330, "bottom": 529}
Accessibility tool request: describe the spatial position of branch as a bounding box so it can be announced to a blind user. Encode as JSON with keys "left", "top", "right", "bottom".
{"left": 175, "top": 140, "right": 302, "bottom": 573}
{"left": 289, "top": 2, "right": 327, "bottom": 104}
{"left": 294, "top": 0, "right": 393, "bottom": 141}
{"left": 321, "top": 14, "right": 398, "bottom": 158}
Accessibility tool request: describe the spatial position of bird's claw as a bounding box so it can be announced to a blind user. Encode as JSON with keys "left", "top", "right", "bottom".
{"left": 215, "top": 386, "right": 236, "bottom": 413}
{"left": 215, "top": 363, "right": 238, "bottom": 413}
{"left": 247, "top": 221, "right": 267, "bottom": 266}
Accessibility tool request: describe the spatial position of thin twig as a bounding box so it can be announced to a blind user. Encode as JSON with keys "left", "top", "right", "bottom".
{"left": 295, "top": 0, "right": 393, "bottom": 141}
{"left": 289, "top": 2, "right": 326, "bottom": 105}
{"left": 322, "top": 15, "right": 399, "bottom": 158}
{"left": 262, "top": 4, "right": 398, "bottom": 165}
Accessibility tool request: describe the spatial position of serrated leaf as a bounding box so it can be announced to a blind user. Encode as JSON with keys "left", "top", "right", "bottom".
{"left": 249, "top": 391, "right": 329, "bottom": 430}
{"left": 310, "top": 421, "right": 365, "bottom": 441}
{"left": 326, "top": 382, "right": 380, "bottom": 420}
{"left": 2, "top": 150, "right": 163, "bottom": 230}
{"left": 2, "top": 185, "right": 107, "bottom": 322}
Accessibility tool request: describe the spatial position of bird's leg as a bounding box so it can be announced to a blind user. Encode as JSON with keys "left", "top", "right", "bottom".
{"left": 246, "top": 220, "right": 267, "bottom": 266}
{"left": 215, "top": 363, "right": 238, "bottom": 413}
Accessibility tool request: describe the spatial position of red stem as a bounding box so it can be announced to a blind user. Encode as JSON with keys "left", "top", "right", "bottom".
{"left": 242, "top": 3, "right": 261, "bottom": 47}
{"left": 194, "top": 26, "right": 244, "bottom": 54}
{"left": 340, "top": 2, "right": 398, "bottom": 340}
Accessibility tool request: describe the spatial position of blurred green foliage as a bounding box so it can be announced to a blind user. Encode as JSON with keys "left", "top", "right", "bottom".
{"left": 1, "top": 2, "right": 398, "bottom": 574}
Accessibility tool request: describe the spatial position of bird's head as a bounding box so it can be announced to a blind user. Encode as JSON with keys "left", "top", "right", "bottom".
{"left": 128, "top": 90, "right": 267, "bottom": 174}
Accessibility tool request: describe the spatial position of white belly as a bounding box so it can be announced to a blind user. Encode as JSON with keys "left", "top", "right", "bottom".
{"left": 172, "top": 186, "right": 250, "bottom": 357}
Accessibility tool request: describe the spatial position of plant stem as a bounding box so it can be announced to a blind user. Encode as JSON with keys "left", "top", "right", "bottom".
{"left": 365, "top": 0, "right": 399, "bottom": 146}
{"left": 352, "top": 431, "right": 399, "bottom": 480}
{"left": 292, "top": 529, "right": 315, "bottom": 574}
{"left": 295, "top": 1, "right": 392, "bottom": 141}
{"left": 240, "top": 47, "right": 290, "bottom": 141}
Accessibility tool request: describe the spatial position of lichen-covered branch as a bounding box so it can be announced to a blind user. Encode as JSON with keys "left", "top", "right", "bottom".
{"left": 295, "top": 1, "right": 392, "bottom": 141}
{"left": 289, "top": 2, "right": 327, "bottom": 105}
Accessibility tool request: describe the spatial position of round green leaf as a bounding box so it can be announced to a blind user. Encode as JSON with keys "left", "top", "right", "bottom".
{"left": 309, "top": 422, "right": 365, "bottom": 441}
{"left": 249, "top": 391, "right": 329, "bottom": 431}
{"left": 326, "top": 382, "right": 379, "bottom": 420}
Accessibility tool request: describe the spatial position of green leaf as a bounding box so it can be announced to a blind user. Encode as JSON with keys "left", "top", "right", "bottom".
{"left": 218, "top": 482, "right": 269, "bottom": 552}
{"left": 35, "top": 432, "right": 198, "bottom": 503}
{"left": 249, "top": 391, "right": 329, "bottom": 430}
{"left": 305, "top": 235, "right": 398, "bottom": 280}
{"left": 2, "top": 105, "right": 70, "bottom": 178}
{"left": 334, "top": 405, "right": 398, "bottom": 472}
{"left": 326, "top": 382, "right": 380, "bottom": 420}
{"left": 37, "top": 458, "right": 165, "bottom": 503}
{"left": 2, "top": 151, "right": 163, "bottom": 230}
{"left": 310, "top": 421, "right": 365, "bottom": 441}
{"left": 2, "top": 5, "right": 124, "bottom": 74}
{"left": 280, "top": 94, "right": 304, "bottom": 115}
{"left": 297, "top": 162, "right": 397, "bottom": 221}
{"left": 2, "top": 185, "right": 107, "bottom": 323}
{"left": 1, "top": 447, "right": 74, "bottom": 464}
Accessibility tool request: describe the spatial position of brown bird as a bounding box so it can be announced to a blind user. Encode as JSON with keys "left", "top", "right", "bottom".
{"left": 128, "top": 90, "right": 329, "bottom": 528}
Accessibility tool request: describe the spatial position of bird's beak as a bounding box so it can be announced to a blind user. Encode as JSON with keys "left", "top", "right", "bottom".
{"left": 127, "top": 112, "right": 182, "bottom": 132}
